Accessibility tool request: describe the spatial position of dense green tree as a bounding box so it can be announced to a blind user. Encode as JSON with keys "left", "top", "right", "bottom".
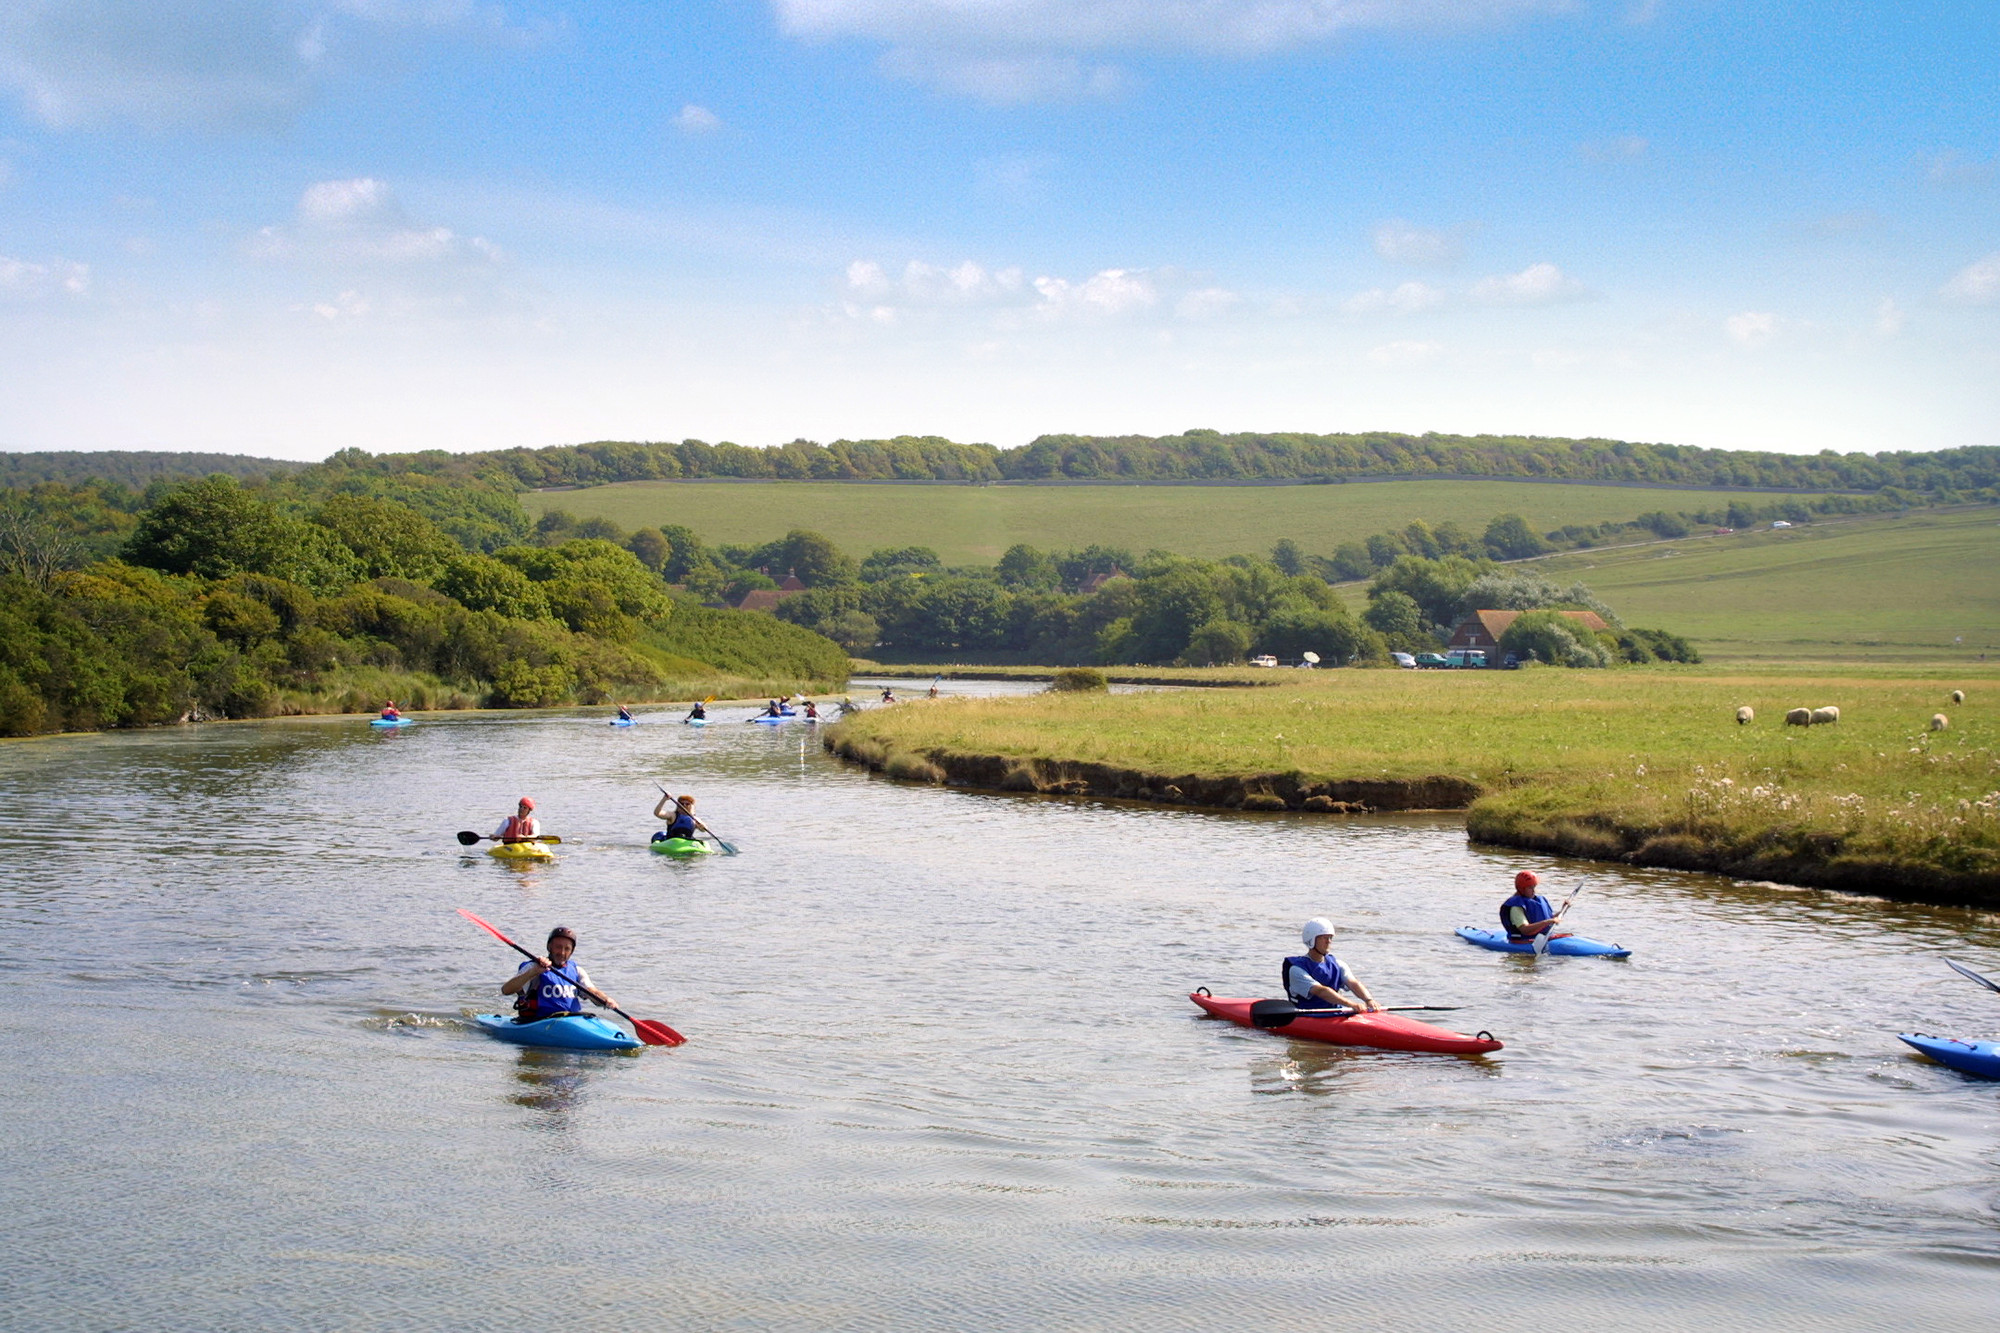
{"left": 1184, "top": 619, "right": 1252, "bottom": 665}
{"left": 126, "top": 476, "right": 357, "bottom": 589}
{"left": 1499, "top": 611, "right": 1610, "bottom": 667}
{"left": 996, "top": 543, "right": 1062, "bottom": 591}
{"left": 1483, "top": 513, "right": 1551, "bottom": 560}
{"left": 312, "top": 495, "right": 458, "bottom": 583}
{"left": 1270, "top": 538, "right": 1305, "bottom": 576}
{"left": 860, "top": 545, "right": 943, "bottom": 581}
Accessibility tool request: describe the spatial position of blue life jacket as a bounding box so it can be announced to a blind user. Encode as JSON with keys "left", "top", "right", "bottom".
{"left": 664, "top": 814, "right": 697, "bottom": 840}
{"left": 1282, "top": 953, "right": 1349, "bottom": 1009}
{"left": 521, "top": 959, "right": 585, "bottom": 1016}
{"left": 1500, "top": 893, "right": 1554, "bottom": 937}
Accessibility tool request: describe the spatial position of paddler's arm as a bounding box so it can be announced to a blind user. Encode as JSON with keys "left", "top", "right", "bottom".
{"left": 653, "top": 793, "right": 674, "bottom": 819}
{"left": 1342, "top": 975, "right": 1380, "bottom": 1012}
{"left": 573, "top": 967, "right": 615, "bottom": 1011}
{"left": 500, "top": 959, "right": 547, "bottom": 995}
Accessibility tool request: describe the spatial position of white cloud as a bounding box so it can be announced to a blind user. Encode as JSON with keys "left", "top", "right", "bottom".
{"left": 774, "top": 0, "right": 1561, "bottom": 100}
{"left": 1176, "top": 287, "right": 1240, "bottom": 319}
{"left": 308, "top": 289, "right": 371, "bottom": 321}
{"left": 0, "top": 1, "right": 535, "bottom": 129}
{"left": 1365, "top": 338, "right": 1442, "bottom": 367}
{"left": 1924, "top": 150, "right": 1995, "bottom": 188}
{"left": 1470, "top": 261, "right": 1587, "bottom": 305}
{"left": 1033, "top": 267, "right": 1156, "bottom": 316}
{"left": 1725, "top": 310, "right": 1776, "bottom": 347}
{"left": 1875, "top": 297, "right": 1904, "bottom": 337}
{"left": 1579, "top": 135, "right": 1647, "bottom": 164}
{"left": 1942, "top": 253, "right": 2000, "bottom": 304}
{"left": 674, "top": 103, "right": 720, "bottom": 133}
{"left": 975, "top": 153, "right": 1058, "bottom": 197}
{"left": 0, "top": 253, "right": 90, "bottom": 298}
{"left": 1372, "top": 218, "right": 1462, "bottom": 266}
{"left": 1343, "top": 280, "right": 1446, "bottom": 314}
{"left": 250, "top": 177, "right": 504, "bottom": 268}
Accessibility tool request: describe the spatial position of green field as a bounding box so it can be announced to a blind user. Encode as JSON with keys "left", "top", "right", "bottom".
{"left": 521, "top": 478, "right": 1839, "bottom": 566}
{"left": 1518, "top": 507, "right": 2000, "bottom": 664}
{"left": 825, "top": 664, "right": 2000, "bottom": 903}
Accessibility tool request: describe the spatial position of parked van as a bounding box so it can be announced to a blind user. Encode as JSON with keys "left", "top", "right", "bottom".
{"left": 1444, "top": 649, "right": 1488, "bottom": 669}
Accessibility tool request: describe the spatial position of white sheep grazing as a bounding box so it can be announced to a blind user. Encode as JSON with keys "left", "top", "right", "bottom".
{"left": 1785, "top": 708, "right": 1812, "bottom": 727}
{"left": 1951, "top": 689, "right": 1965, "bottom": 704}
{"left": 1736, "top": 706, "right": 1755, "bottom": 725}
{"left": 1931, "top": 713, "right": 1949, "bottom": 732}
{"left": 1810, "top": 706, "right": 1840, "bottom": 725}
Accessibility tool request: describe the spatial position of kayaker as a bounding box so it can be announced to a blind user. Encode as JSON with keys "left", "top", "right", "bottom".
{"left": 499, "top": 926, "right": 614, "bottom": 1021}
{"left": 764, "top": 698, "right": 785, "bottom": 717}
{"left": 1499, "top": 871, "right": 1569, "bottom": 942}
{"left": 927, "top": 682, "right": 939, "bottom": 698}
{"left": 1285, "top": 919, "right": 1381, "bottom": 1012}
{"left": 880, "top": 687, "right": 897, "bottom": 704}
{"left": 803, "top": 700, "right": 819, "bottom": 720}
{"left": 494, "top": 797, "right": 539, "bottom": 844}
{"left": 617, "top": 704, "right": 634, "bottom": 722}
{"left": 685, "top": 700, "right": 707, "bottom": 721}
{"left": 651, "top": 792, "right": 701, "bottom": 844}
{"left": 381, "top": 699, "right": 400, "bottom": 720}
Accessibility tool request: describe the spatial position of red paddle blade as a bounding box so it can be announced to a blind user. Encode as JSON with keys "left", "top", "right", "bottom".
{"left": 457, "top": 908, "right": 518, "bottom": 949}
{"left": 631, "top": 1019, "right": 686, "bottom": 1047}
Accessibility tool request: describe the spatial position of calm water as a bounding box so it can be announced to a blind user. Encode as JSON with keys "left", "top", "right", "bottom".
{"left": 5, "top": 679, "right": 1999, "bottom": 1332}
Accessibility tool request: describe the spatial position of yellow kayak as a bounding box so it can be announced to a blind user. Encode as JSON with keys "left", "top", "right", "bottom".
{"left": 487, "top": 841, "right": 555, "bottom": 861}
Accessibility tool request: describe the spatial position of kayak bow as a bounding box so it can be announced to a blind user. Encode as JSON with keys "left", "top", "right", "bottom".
{"left": 1190, "top": 992, "right": 1501, "bottom": 1055}
{"left": 649, "top": 837, "right": 712, "bottom": 858}
{"left": 473, "top": 1012, "right": 640, "bottom": 1052}
{"left": 487, "top": 841, "right": 555, "bottom": 861}
{"left": 1898, "top": 1032, "right": 2000, "bottom": 1080}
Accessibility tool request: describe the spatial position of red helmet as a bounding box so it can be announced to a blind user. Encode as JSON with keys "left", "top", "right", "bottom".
{"left": 518, "top": 797, "right": 535, "bottom": 810}
{"left": 1515, "top": 871, "right": 1539, "bottom": 891}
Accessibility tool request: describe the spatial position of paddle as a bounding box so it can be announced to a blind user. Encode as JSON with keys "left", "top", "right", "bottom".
{"left": 457, "top": 831, "right": 562, "bottom": 846}
{"left": 457, "top": 909, "right": 684, "bottom": 1047}
{"left": 1532, "top": 880, "right": 1588, "bottom": 958}
{"left": 1248, "top": 999, "right": 1460, "bottom": 1029}
{"left": 656, "top": 784, "right": 739, "bottom": 855}
{"left": 1946, "top": 957, "right": 2000, "bottom": 994}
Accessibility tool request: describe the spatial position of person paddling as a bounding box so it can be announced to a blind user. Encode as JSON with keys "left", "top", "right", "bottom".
{"left": 494, "top": 797, "right": 539, "bottom": 845}
{"left": 380, "top": 699, "right": 401, "bottom": 720}
{"left": 1499, "top": 871, "right": 1569, "bottom": 942}
{"left": 651, "top": 792, "right": 701, "bottom": 845}
{"left": 685, "top": 700, "right": 707, "bottom": 721}
{"left": 803, "top": 700, "right": 819, "bottom": 720}
{"left": 764, "top": 698, "right": 785, "bottom": 717}
{"left": 499, "top": 926, "right": 615, "bottom": 1022}
{"left": 617, "top": 704, "right": 634, "bottom": 722}
{"left": 1285, "top": 919, "right": 1380, "bottom": 1012}
{"left": 880, "top": 687, "right": 897, "bottom": 704}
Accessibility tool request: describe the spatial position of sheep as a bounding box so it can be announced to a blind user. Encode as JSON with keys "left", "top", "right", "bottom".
{"left": 1931, "top": 713, "right": 1949, "bottom": 732}
{"left": 1951, "top": 689, "right": 1965, "bottom": 704}
{"left": 1810, "top": 706, "right": 1840, "bottom": 725}
{"left": 1784, "top": 708, "right": 1812, "bottom": 726}
{"left": 1735, "top": 706, "right": 1755, "bottom": 725}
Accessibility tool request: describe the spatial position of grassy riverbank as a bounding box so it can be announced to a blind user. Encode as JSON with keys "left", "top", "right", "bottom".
{"left": 823, "top": 666, "right": 2000, "bottom": 905}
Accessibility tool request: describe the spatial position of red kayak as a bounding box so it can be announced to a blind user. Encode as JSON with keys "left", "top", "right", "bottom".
{"left": 1189, "top": 992, "right": 1502, "bottom": 1055}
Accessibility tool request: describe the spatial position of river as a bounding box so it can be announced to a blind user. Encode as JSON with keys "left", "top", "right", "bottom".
{"left": 4, "top": 678, "right": 1997, "bottom": 1331}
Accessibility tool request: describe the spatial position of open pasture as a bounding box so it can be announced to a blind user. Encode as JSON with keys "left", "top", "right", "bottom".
{"left": 521, "top": 477, "right": 1841, "bottom": 566}
{"left": 1527, "top": 506, "right": 2000, "bottom": 664}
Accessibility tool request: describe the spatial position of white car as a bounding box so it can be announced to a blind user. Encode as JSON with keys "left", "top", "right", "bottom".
{"left": 1391, "top": 652, "right": 1417, "bottom": 669}
{"left": 1248, "top": 654, "right": 1280, "bottom": 668}
{"left": 1771, "top": 520, "right": 1792, "bottom": 528}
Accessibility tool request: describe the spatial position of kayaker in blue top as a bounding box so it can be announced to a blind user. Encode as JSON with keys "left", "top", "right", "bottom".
{"left": 1284, "top": 919, "right": 1381, "bottom": 1012}
{"left": 617, "top": 704, "right": 633, "bottom": 722}
{"left": 650, "top": 792, "right": 701, "bottom": 844}
{"left": 1499, "top": 871, "right": 1570, "bottom": 942}
{"left": 685, "top": 700, "right": 707, "bottom": 721}
{"left": 500, "top": 926, "right": 615, "bottom": 1021}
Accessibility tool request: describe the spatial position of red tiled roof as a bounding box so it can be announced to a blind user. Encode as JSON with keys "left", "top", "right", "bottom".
{"left": 1449, "top": 609, "right": 1609, "bottom": 647}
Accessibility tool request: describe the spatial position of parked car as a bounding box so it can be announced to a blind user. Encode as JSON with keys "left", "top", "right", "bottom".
{"left": 1771, "top": 520, "right": 1792, "bottom": 528}
{"left": 1391, "top": 652, "right": 1417, "bottom": 669}
{"left": 1414, "top": 653, "right": 1450, "bottom": 669}
{"left": 1248, "top": 654, "right": 1279, "bottom": 668}
{"left": 1444, "top": 649, "right": 1488, "bottom": 668}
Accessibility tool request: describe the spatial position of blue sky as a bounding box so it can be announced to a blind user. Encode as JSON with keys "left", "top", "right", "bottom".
{"left": 1, "top": 1, "right": 1995, "bottom": 460}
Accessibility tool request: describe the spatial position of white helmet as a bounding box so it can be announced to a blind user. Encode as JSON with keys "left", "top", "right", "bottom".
{"left": 1301, "top": 918, "right": 1335, "bottom": 945}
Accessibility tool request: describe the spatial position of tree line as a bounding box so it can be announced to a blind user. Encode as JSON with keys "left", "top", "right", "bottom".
{"left": 0, "top": 476, "right": 846, "bottom": 737}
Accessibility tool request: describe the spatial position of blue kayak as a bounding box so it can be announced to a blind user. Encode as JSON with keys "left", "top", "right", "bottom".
{"left": 749, "top": 715, "right": 793, "bottom": 724}
{"left": 1456, "top": 926, "right": 1631, "bottom": 958}
{"left": 1899, "top": 1032, "right": 2000, "bottom": 1080}
{"left": 473, "top": 1012, "right": 639, "bottom": 1052}
{"left": 610, "top": 718, "right": 636, "bottom": 727}
{"left": 684, "top": 718, "right": 707, "bottom": 727}
{"left": 370, "top": 716, "right": 414, "bottom": 728}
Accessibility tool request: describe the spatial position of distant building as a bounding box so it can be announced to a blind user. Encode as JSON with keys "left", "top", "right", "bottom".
{"left": 736, "top": 589, "right": 791, "bottom": 613}
{"left": 1447, "top": 609, "right": 1609, "bottom": 654}
{"left": 778, "top": 571, "right": 808, "bottom": 592}
{"left": 1077, "top": 566, "right": 1126, "bottom": 596}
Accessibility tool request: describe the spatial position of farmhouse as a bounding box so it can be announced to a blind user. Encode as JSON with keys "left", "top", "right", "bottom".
{"left": 1447, "top": 609, "right": 1610, "bottom": 655}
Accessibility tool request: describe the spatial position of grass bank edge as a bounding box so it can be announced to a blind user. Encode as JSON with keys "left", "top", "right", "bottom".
{"left": 822, "top": 669, "right": 2000, "bottom": 907}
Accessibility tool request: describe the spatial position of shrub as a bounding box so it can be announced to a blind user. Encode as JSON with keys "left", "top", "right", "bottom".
{"left": 1499, "top": 610, "right": 1611, "bottom": 667}
{"left": 1049, "top": 667, "right": 1109, "bottom": 692}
